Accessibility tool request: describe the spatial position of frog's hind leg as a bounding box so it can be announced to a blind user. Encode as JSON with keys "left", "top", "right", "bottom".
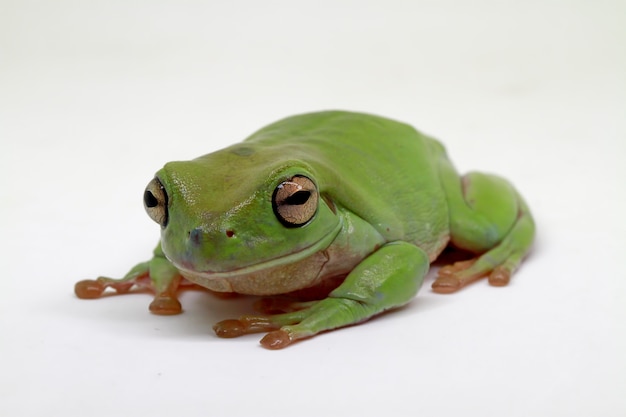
{"left": 432, "top": 166, "right": 535, "bottom": 293}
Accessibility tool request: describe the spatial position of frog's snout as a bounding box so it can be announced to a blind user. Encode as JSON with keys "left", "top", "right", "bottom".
{"left": 188, "top": 226, "right": 235, "bottom": 247}
{"left": 144, "top": 177, "right": 168, "bottom": 227}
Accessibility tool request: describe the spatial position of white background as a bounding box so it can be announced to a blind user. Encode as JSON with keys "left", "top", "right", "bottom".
{"left": 1, "top": 1, "right": 625, "bottom": 416}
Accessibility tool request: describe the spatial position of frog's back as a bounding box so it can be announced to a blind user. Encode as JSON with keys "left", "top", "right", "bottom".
{"left": 244, "top": 111, "right": 450, "bottom": 259}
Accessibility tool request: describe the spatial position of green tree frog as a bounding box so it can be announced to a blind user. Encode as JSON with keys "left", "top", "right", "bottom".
{"left": 75, "top": 111, "right": 535, "bottom": 349}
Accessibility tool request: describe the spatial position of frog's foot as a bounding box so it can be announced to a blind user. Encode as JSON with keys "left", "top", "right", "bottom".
{"left": 75, "top": 274, "right": 185, "bottom": 315}
{"left": 74, "top": 275, "right": 149, "bottom": 299}
{"left": 432, "top": 208, "right": 534, "bottom": 294}
{"left": 212, "top": 301, "right": 340, "bottom": 349}
{"left": 149, "top": 294, "right": 183, "bottom": 315}
{"left": 75, "top": 279, "right": 107, "bottom": 299}
{"left": 432, "top": 258, "right": 512, "bottom": 293}
{"left": 213, "top": 315, "right": 284, "bottom": 340}
{"left": 213, "top": 300, "right": 323, "bottom": 349}
{"left": 75, "top": 273, "right": 182, "bottom": 313}
{"left": 432, "top": 259, "right": 475, "bottom": 294}
{"left": 214, "top": 314, "right": 311, "bottom": 350}
{"left": 75, "top": 250, "right": 188, "bottom": 315}
{"left": 214, "top": 241, "right": 430, "bottom": 349}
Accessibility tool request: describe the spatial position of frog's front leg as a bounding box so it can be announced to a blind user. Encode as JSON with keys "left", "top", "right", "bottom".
{"left": 214, "top": 242, "right": 429, "bottom": 349}
{"left": 74, "top": 244, "right": 185, "bottom": 315}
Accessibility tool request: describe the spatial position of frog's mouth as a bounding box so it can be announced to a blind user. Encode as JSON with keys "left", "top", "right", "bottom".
{"left": 170, "top": 222, "right": 342, "bottom": 294}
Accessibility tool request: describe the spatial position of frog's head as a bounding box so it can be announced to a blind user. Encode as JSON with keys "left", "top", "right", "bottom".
{"left": 142, "top": 144, "right": 341, "bottom": 288}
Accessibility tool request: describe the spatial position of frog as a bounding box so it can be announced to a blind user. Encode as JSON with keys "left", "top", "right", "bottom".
{"left": 75, "top": 110, "right": 535, "bottom": 349}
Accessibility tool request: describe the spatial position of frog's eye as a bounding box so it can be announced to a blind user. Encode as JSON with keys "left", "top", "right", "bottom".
{"left": 144, "top": 177, "right": 168, "bottom": 227}
{"left": 272, "top": 175, "right": 318, "bottom": 227}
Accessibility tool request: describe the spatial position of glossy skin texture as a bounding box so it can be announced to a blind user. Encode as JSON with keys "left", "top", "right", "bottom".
{"left": 75, "top": 111, "right": 535, "bottom": 349}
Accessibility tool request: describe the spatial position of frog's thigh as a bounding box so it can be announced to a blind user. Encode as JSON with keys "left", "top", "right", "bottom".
{"left": 447, "top": 172, "right": 519, "bottom": 252}
{"left": 259, "top": 242, "right": 429, "bottom": 349}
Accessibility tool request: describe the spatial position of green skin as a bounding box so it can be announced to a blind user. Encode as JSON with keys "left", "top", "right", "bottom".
{"left": 75, "top": 111, "right": 535, "bottom": 349}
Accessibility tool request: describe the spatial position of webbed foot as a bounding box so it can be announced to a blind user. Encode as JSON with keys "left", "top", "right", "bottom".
{"left": 432, "top": 258, "right": 512, "bottom": 293}
{"left": 74, "top": 276, "right": 140, "bottom": 298}
{"left": 431, "top": 249, "right": 519, "bottom": 294}
{"left": 74, "top": 245, "right": 187, "bottom": 315}
{"left": 213, "top": 316, "right": 279, "bottom": 338}
{"left": 212, "top": 316, "right": 296, "bottom": 348}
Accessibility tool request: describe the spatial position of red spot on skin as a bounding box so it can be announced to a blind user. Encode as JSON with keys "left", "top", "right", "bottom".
{"left": 226, "top": 230, "right": 235, "bottom": 238}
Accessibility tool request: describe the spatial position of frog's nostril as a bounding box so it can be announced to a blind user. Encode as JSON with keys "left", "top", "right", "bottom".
{"left": 189, "top": 228, "right": 202, "bottom": 245}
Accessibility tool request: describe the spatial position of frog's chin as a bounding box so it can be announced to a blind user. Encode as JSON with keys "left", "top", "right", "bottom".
{"left": 172, "top": 223, "right": 342, "bottom": 294}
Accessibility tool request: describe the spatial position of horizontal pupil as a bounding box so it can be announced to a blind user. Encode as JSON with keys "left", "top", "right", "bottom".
{"left": 284, "top": 190, "right": 310, "bottom": 205}
{"left": 144, "top": 191, "right": 159, "bottom": 208}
